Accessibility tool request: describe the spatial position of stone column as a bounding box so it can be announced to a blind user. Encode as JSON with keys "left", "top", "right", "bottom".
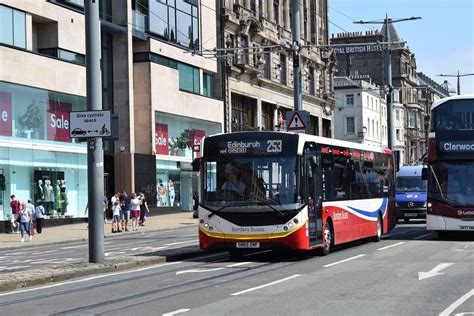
{"left": 284, "top": 0, "right": 290, "bottom": 29}
{"left": 267, "top": 0, "right": 273, "bottom": 21}
{"left": 257, "top": 98, "right": 263, "bottom": 130}
{"left": 244, "top": 0, "right": 250, "bottom": 9}
{"left": 300, "top": 1, "right": 305, "bottom": 40}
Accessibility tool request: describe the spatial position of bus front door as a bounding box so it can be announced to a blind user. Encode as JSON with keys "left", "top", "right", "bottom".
{"left": 306, "top": 153, "right": 323, "bottom": 248}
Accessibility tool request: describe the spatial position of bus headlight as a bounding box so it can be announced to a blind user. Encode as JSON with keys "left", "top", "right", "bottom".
{"left": 423, "top": 202, "right": 427, "bottom": 208}
{"left": 283, "top": 226, "right": 288, "bottom": 231}
{"left": 288, "top": 222, "right": 294, "bottom": 228}
{"left": 209, "top": 226, "right": 214, "bottom": 231}
{"left": 204, "top": 223, "right": 209, "bottom": 228}
{"left": 293, "top": 218, "right": 299, "bottom": 225}
{"left": 427, "top": 202, "right": 432, "bottom": 208}
{"left": 395, "top": 202, "right": 399, "bottom": 207}
{"left": 199, "top": 219, "right": 205, "bottom": 224}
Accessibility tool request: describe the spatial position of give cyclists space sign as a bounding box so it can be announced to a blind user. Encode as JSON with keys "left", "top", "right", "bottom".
{"left": 69, "top": 110, "right": 111, "bottom": 138}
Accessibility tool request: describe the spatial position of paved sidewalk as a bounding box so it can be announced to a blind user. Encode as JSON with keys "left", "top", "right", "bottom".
{"left": 0, "top": 211, "right": 198, "bottom": 249}
{"left": 0, "top": 212, "right": 201, "bottom": 292}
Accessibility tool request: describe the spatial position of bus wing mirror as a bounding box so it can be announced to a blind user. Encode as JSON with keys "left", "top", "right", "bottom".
{"left": 192, "top": 158, "right": 201, "bottom": 172}
{"left": 421, "top": 167, "right": 428, "bottom": 181}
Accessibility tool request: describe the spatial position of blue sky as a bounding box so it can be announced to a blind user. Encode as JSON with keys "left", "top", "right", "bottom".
{"left": 328, "top": 0, "right": 474, "bottom": 95}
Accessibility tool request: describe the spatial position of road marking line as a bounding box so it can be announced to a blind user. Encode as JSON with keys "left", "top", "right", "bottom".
{"left": 0, "top": 262, "right": 183, "bottom": 297}
{"left": 323, "top": 254, "right": 366, "bottom": 268}
{"left": 176, "top": 268, "right": 225, "bottom": 275}
{"left": 227, "top": 262, "right": 252, "bottom": 268}
{"left": 231, "top": 274, "right": 301, "bottom": 296}
{"left": 164, "top": 240, "right": 198, "bottom": 246}
{"left": 30, "top": 250, "right": 59, "bottom": 255}
{"left": 377, "top": 242, "right": 405, "bottom": 251}
{"left": 413, "top": 233, "right": 433, "bottom": 240}
{"left": 439, "top": 289, "right": 474, "bottom": 316}
{"left": 61, "top": 245, "right": 87, "bottom": 249}
{"left": 162, "top": 309, "right": 190, "bottom": 316}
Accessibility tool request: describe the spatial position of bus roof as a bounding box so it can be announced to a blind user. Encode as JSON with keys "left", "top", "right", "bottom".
{"left": 203, "top": 131, "right": 389, "bottom": 156}
{"left": 431, "top": 94, "right": 474, "bottom": 111}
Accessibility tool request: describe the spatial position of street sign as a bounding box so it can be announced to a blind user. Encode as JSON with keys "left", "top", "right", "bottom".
{"left": 69, "top": 110, "right": 112, "bottom": 138}
{"left": 286, "top": 110, "right": 309, "bottom": 133}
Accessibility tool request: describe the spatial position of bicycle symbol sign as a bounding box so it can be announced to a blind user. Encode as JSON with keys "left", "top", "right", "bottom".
{"left": 69, "top": 110, "right": 112, "bottom": 138}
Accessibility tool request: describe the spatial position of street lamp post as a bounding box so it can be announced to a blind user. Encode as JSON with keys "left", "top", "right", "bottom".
{"left": 354, "top": 15, "right": 421, "bottom": 151}
{"left": 438, "top": 71, "right": 474, "bottom": 95}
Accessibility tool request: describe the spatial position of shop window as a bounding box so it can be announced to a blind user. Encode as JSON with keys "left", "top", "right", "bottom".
{"left": 0, "top": 6, "right": 26, "bottom": 49}
{"left": 178, "top": 63, "right": 200, "bottom": 94}
{"left": 322, "top": 118, "right": 331, "bottom": 138}
{"left": 203, "top": 73, "right": 214, "bottom": 97}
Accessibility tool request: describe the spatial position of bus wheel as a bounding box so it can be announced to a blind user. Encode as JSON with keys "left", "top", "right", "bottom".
{"left": 319, "top": 222, "right": 333, "bottom": 256}
{"left": 371, "top": 215, "right": 382, "bottom": 242}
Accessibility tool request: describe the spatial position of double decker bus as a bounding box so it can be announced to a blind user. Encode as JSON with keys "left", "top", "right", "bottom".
{"left": 195, "top": 131, "right": 394, "bottom": 255}
{"left": 423, "top": 94, "right": 474, "bottom": 233}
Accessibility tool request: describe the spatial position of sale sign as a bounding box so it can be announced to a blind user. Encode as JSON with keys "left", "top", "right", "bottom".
{"left": 191, "top": 129, "right": 205, "bottom": 158}
{"left": 47, "top": 100, "right": 71, "bottom": 142}
{"left": 155, "top": 123, "right": 169, "bottom": 155}
{"left": 0, "top": 91, "right": 12, "bottom": 136}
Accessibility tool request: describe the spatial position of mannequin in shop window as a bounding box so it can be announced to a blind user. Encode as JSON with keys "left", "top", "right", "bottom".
{"left": 157, "top": 181, "right": 168, "bottom": 206}
{"left": 35, "top": 180, "right": 44, "bottom": 203}
{"left": 60, "top": 180, "right": 68, "bottom": 215}
{"left": 43, "top": 180, "right": 54, "bottom": 215}
{"left": 168, "top": 180, "right": 175, "bottom": 206}
{"left": 54, "top": 180, "right": 61, "bottom": 215}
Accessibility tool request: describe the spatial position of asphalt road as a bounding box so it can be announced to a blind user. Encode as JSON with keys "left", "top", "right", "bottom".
{"left": 1, "top": 223, "right": 473, "bottom": 315}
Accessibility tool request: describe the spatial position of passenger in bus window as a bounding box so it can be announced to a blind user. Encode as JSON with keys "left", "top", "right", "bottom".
{"left": 221, "top": 165, "right": 246, "bottom": 194}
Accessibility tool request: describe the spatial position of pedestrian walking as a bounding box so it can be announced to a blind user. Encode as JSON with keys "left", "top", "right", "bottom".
{"left": 18, "top": 202, "right": 33, "bottom": 242}
{"left": 139, "top": 193, "right": 150, "bottom": 226}
{"left": 10, "top": 195, "right": 20, "bottom": 233}
{"left": 26, "top": 199, "right": 35, "bottom": 236}
{"left": 35, "top": 200, "right": 45, "bottom": 234}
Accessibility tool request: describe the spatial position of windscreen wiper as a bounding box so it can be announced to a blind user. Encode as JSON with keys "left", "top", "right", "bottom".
{"left": 256, "top": 200, "right": 286, "bottom": 217}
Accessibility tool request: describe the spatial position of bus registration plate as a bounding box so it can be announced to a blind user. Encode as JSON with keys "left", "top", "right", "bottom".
{"left": 236, "top": 242, "right": 260, "bottom": 248}
{"left": 405, "top": 213, "right": 418, "bottom": 217}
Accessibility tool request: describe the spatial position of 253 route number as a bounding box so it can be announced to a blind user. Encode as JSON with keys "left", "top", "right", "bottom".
{"left": 267, "top": 140, "right": 282, "bottom": 153}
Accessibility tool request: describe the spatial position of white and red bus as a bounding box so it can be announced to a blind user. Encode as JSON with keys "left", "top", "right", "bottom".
{"left": 195, "top": 131, "right": 394, "bottom": 255}
{"left": 423, "top": 94, "right": 474, "bottom": 234}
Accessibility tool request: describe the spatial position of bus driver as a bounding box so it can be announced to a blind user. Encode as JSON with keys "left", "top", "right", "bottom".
{"left": 221, "top": 165, "right": 246, "bottom": 195}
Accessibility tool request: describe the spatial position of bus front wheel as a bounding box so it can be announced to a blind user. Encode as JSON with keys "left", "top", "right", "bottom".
{"left": 319, "top": 221, "right": 333, "bottom": 256}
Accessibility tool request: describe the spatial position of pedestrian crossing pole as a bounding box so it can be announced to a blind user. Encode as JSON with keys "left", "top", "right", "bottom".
{"left": 85, "top": 0, "right": 105, "bottom": 264}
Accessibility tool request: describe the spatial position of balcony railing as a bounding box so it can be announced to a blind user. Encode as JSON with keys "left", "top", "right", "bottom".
{"left": 38, "top": 48, "right": 85, "bottom": 65}
{"left": 132, "top": 10, "right": 148, "bottom": 32}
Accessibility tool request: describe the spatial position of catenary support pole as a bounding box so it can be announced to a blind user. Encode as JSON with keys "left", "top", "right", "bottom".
{"left": 85, "top": 0, "right": 104, "bottom": 264}
{"left": 291, "top": 0, "right": 302, "bottom": 111}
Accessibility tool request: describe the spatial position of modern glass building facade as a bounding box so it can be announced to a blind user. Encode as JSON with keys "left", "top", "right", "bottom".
{"left": 0, "top": 81, "right": 87, "bottom": 221}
